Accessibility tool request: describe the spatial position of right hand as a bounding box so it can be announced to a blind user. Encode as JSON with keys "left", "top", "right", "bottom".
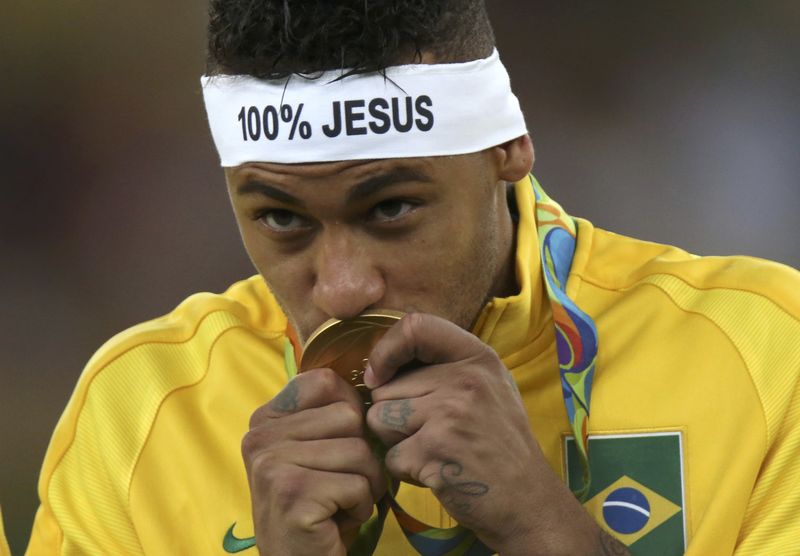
{"left": 242, "top": 368, "right": 387, "bottom": 555}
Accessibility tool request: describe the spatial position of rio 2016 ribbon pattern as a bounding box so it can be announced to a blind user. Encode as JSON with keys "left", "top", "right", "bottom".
{"left": 533, "top": 175, "right": 598, "bottom": 502}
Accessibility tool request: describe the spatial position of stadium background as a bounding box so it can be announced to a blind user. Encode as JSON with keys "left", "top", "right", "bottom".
{"left": 2, "top": 2, "right": 798, "bottom": 553}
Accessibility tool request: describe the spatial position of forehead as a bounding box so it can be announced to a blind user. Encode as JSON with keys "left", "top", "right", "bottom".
{"left": 224, "top": 153, "right": 487, "bottom": 196}
{"left": 227, "top": 157, "right": 427, "bottom": 183}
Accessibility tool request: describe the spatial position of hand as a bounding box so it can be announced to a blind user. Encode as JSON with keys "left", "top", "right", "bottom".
{"left": 243, "top": 368, "right": 387, "bottom": 556}
{"left": 364, "top": 313, "right": 611, "bottom": 556}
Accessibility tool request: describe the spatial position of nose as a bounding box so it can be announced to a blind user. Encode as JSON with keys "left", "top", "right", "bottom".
{"left": 311, "top": 229, "right": 385, "bottom": 319}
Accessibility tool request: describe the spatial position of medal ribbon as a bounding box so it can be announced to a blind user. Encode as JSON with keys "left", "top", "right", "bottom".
{"left": 283, "top": 176, "right": 597, "bottom": 554}
{"left": 531, "top": 175, "right": 596, "bottom": 501}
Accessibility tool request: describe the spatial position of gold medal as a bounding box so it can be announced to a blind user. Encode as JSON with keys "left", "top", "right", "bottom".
{"left": 299, "top": 309, "right": 404, "bottom": 407}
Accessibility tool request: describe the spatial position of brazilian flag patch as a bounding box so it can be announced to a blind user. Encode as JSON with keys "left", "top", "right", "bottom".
{"left": 565, "top": 432, "right": 686, "bottom": 555}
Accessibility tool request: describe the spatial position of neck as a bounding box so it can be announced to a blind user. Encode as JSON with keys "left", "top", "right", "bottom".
{"left": 489, "top": 182, "right": 520, "bottom": 299}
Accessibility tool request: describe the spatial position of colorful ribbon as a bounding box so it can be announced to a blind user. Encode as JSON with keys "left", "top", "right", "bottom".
{"left": 532, "top": 176, "right": 597, "bottom": 501}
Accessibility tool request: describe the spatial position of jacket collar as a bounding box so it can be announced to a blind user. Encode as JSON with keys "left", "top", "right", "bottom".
{"left": 472, "top": 175, "right": 552, "bottom": 360}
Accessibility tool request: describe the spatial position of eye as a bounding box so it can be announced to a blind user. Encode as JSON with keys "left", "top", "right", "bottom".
{"left": 372, "top": 200, "right": 415, "bottom": 222}
{"left": 259, "top": 209, "right": 308, "bottom": 232}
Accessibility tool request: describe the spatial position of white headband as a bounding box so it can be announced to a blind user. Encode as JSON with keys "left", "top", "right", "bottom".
{"left": 201, "top": 49, "right": 527, "bottom": 166}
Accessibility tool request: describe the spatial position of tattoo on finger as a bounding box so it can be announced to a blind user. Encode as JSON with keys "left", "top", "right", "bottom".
{"left": 379, "top": 400, "right": 414, "bottom": 431}
{"left": 268, "top": 379, "right": 299, "bottom": 413}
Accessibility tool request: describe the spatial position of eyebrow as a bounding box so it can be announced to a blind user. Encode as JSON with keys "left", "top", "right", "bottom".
{"left": 345, "top": 166, "right": 433, "bottom": 203}
{"left": 236, "top": 165, "right": 432, "bottom": 206}
{"left": 237, "top": 181, "right": 305, "bottom": 207}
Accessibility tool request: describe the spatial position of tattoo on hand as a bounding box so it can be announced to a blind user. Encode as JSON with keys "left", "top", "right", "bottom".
{"left": 269, "top": 379, "right": 299, "bottom": 413}
{"left": 437, "top": 460, "right": 489, "bottom": 515}
{"left": 598, "top": 529, "right": 630, "bottom": 556}
{"left": 379, "top": 400, "right": 414, "bottom": 431}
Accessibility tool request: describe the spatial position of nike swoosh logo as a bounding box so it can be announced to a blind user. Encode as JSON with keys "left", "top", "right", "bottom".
{"left": 222, "top": 523, "right": 257, "bottom": 553}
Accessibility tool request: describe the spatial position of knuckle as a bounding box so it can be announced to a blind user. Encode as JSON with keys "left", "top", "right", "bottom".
{"left": 419, "top": 461, "right": 444, "bottom": 491}
{"left": 385, "top": 448, "right": 419, "bottom": 485}
{"left": 454, "top": 369, "right": 492, "bottom": 404}
{"left": 383, "top": 447, "right": 405, "bottom": 474}
{"left": 271, "top": 469, "right": 306, "bottom": 510}
{"left": 248, "top": 405, "right": 268, "bottom": 430}
{"left": 351, "top": 474, "right": 372, "bottom": 500}
{"left": 438, "top": 397, "right": 467, "bottom": 421}
{"left": 248, "top": 450, "right": 276, "bottom": 482}
{"left": 477, "top": 345, "right": 500, "bottom": 366}
{"left": 456, "top": 371, "right": 484, "bottom": 393}
{"left": 314, "top": 367, "right": 344, "bottom": 397}
{"left": 241, "top": 429, "right": 261, "bottom": 459}
{"left": 248, "top": 453, "right": 291, "bottom": 497}
{"left": 241, "top": 425, "right": 280, "bottom": 461}
{"left": 404, "top": 311, "right": 426, "bottom": 333}
{"left": 335, "top": 401, "right": 364, "bottom": 432}
{"left": 243, "top": 435, "right": 281, "bottom": 473}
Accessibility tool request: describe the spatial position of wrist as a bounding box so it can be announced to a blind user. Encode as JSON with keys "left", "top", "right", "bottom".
{"left": 489, "top": 489, "right": 606, "bottom": 556}
{"left": 495, "top": 523, "right": 630, "bottom": 556}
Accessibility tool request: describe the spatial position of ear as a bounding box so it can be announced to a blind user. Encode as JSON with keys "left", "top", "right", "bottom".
{"left": 490, "top": 134, "right": 535, "bottom": 182}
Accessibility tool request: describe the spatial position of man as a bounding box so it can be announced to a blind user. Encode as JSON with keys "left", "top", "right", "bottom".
{"left": 24, "top": 1, "right": 800, "bottom": 555}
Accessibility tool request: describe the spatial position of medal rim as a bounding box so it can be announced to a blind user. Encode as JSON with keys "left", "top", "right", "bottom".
{"left": 299, "top": 309, "right": 405, "bottom": 373}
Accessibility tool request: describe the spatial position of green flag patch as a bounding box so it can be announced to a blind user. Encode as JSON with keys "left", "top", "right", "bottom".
{"left": 565, "top": 432, "right": 686, "bottom": 554}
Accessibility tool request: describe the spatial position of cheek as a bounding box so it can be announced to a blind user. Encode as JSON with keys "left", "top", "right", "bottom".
{"left": 240, "top": 231, "right": 311, "bottom": 302}
{"left": 412, "top": 211, "right": 502, "bottom": 325}
{"left": 383, "top": 222, "right": 477, "bottom": 297}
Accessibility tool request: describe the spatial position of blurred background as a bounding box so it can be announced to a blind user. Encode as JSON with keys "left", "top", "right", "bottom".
{"left": 1, "top": 1, "right": 798, "bottom": 553}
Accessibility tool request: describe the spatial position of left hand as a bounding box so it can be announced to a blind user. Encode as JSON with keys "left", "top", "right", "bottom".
{"left": 363, "top": 313, "right": 602, "bottom": 555}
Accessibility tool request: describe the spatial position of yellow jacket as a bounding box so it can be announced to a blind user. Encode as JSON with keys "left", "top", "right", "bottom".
{"left": 26, "top": 177, "right": 800, "bottom": 554}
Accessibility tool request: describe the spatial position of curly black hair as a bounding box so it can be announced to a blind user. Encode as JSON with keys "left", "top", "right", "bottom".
{"left": 207, "top": 0, "right": 495, "bottom": 79}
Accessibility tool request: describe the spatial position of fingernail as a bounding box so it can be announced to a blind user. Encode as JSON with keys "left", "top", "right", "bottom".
{"left": 363, "top": 362, "right": 376, "bottom": 389}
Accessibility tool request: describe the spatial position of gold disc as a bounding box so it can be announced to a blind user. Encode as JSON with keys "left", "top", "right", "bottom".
{"left": 299, "top": 310, "right": 404, "bottom": 406}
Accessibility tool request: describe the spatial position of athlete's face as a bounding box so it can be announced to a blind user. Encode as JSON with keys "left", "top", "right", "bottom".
{"left": 224, "top": 137, "right": 533, "bottom": 342}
